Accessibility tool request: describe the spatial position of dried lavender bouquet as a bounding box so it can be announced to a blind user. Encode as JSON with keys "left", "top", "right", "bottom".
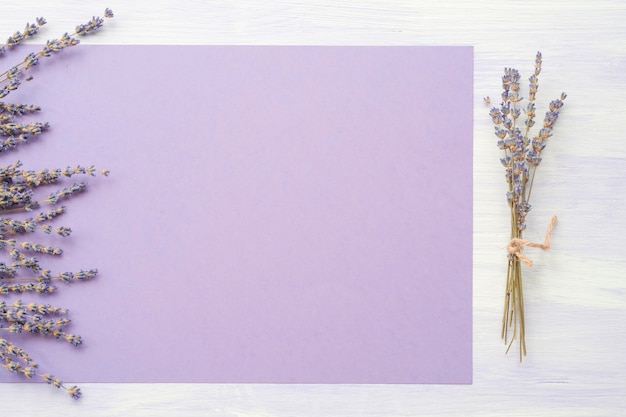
{"left": 0, "top": 9, "right": 113, "bottom": 399}
{"left": 488, "top": 52, "right": 565, "bottom": 361}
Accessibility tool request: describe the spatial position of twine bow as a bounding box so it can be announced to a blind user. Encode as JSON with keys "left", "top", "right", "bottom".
{"left": 506, "top": 215, "right": 557, "bottom": 266}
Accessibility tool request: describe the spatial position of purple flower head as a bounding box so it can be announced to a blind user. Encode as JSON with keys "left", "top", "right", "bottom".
{"left": 68, "top": 386, "right": 82, "bottom": 400}
{"left": 494, "top": 127, "right": 507, "bottom": 139}
{"left": 76, "top": 16, "right": 104, "bottom": 35}
{"left": 500, "top": 101, "right": 511, "bottom": 116}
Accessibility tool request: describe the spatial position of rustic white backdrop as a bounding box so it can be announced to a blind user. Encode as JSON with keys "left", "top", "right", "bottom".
{"left": 1, "top": 1, "right": 625, "bottom": 416}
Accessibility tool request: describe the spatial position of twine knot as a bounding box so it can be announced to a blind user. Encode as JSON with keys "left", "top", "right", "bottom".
{"left": 506, "top": 215, "right": 557, "bottom": 266}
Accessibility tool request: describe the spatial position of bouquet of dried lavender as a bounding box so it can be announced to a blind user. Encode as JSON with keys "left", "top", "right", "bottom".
{"left": 0, "top": 9, "right": 113, "bottom": 399}
{"left": 488, "top": 52, "right": 565, "bottom": 361}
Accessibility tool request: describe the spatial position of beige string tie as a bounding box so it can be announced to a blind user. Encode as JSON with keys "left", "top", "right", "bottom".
{"left": 506, "top": 215, "right": 557, "bottom": 267}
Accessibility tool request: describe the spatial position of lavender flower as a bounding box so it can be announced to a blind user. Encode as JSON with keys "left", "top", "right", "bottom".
{"left": 489, "top": 52, "right": 565, "bottom": 361}
{"left": 0, "top": 9, "right": 113, "bottom": 100}
{"left": 0, "top": 9, "right": 113, "bottom": 400}
{"left": 1, "top": 301, "right": 81, "bottom": 393}
{"left": 0, "top": 18, "right": 46, "bottom": 55}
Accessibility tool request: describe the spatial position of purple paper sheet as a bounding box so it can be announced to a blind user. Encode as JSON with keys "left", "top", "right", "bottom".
{"left": 1, "top": 46, "right": 472, "bottom": 383}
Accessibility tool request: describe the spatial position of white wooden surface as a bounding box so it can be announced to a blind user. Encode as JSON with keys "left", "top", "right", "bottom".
{"left": 1, "top": 1, "right": 625, "bottom": 415}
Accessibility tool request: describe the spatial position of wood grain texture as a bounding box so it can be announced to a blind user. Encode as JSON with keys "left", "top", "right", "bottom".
{"left": 1, "top": 1, "right": 625, "bottom": 415}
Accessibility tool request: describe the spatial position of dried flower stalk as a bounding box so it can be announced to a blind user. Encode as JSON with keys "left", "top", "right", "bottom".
{"left": 488, "top": 52, "right": 566, "bottom": 361}
{"left": 0, "top": 8, "right": 113, "bottom": 399}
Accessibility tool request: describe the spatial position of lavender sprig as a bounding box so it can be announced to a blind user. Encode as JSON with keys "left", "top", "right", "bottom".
{"left": 0, "top": 9, "right": 114, "bottom": 98}
{"left": 0, "top": 303, "right": 82, "bottom": 399}
{"left": 488, "top": 52, "right": 566, "bottom": 361}
{"left": 0, "top": 9, "right": 113, "bottom": 399}
{"left": 0, "top": 18, "right": 47, "bottom": 55}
